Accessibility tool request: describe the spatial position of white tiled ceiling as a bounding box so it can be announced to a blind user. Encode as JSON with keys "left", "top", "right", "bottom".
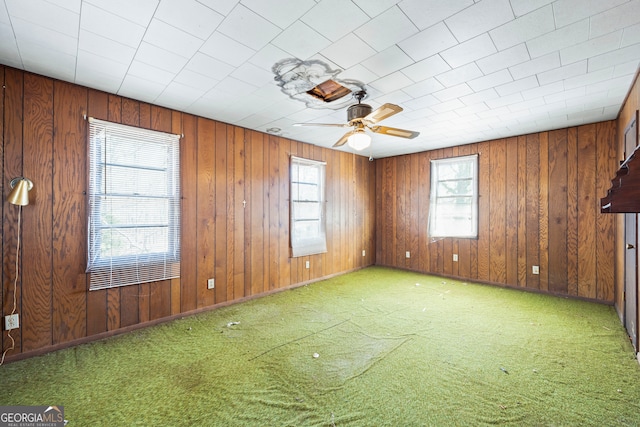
{"left": 0, "top": 0, "right": 639, "bottom": 158}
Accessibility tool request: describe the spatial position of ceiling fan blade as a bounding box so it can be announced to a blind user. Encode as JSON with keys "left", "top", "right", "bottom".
{"left": 333, "top": 130, "right": 355, "bottom": 147}
{"left": 370, "top": 125, "right": 420, "bottom": 139}
{"left": 364, "top": 103, "right": 403, "bottom": 124}
{"left": 293, "top": 123, "right": 350, "bottom": 128}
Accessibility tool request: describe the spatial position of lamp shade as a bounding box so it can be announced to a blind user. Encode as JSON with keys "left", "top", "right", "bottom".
{"left": 348, "top": 130, "right": 371, "bottom": 151}
{"left": 7, "top": 177, "right": 33, "bottom": 206}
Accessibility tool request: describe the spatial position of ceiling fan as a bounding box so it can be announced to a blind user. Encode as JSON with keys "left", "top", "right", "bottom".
{"left": 293, "top": 90, "right": 420, "bottom": 150}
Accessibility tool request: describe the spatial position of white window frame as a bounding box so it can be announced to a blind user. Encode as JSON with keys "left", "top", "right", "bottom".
{"left": 428, "top": 154, "right": 479, "bottom": 239}
{"left": 87, "top": 118, "right": 181, "bottom": 290}
{"left": 290, "top": 156, "right": 327, "bottom": 257}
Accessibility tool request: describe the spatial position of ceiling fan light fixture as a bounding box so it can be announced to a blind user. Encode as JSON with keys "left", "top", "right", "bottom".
{"left": 348, "top": 130, "right": 371, "bottom": 151}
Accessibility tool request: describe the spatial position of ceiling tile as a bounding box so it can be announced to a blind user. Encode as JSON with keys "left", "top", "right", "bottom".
{"left": 368, "top": 71, "right": 413, "bottom": 93}
{"left": 398, "top": 22, "right": 458, "bottom": 62}
{"left": 361, "top": 45, "right": 413, "bottom": 77}
{"left": 155, "top": 0, "right": 223, "bottom": 40}
{"left": 440, "top": 33, "right": 497, "bottom": 68}
{"left": 402, "top": 55, "right": 451, "bottom": 83}
{"left": 435, "top": 63, "right": 483, "bottom": 87}
{"left": 552, "top": 0, "right": 628, "bottom": 28}
{"left": 76, "top": 49, "right": 128, "bottom": 79}
{"left": 457, "top": 102, "right": 490, "bottom": 116}
{"left": 78, "top": 29, "right": 136, "bottom": 65}
{"left": 614, "top": 59, "right": 640, "bottom": 77}
{"left": 521, "top": 81, "right": 564, "bottom": 100}
{"left": 460, "top": 88, "right": 499, "bottom": 106}
{"left": 537, "top": 60, "right": 588, "bottom": 85}
{"left": 509, "top": 0, "right": 554, "bottom": 17}
{"left": 200, "top": 31, "right": 257, "bottom": 67}
{"left": 495, "top": 75, "right": 538, "bottom": 96}
{"left": 445, "top": 0, "right": 514, "bottom": 42}
{"left": 155, "top": 81, "right": 208, "bottom": 110}
{"left": 80, "top": 3, "right": 146, "bottom": 48}
{"left": 231, "top": 62, "right": 275, "bottom": 86}
{"left": 174, "top": 68, "right": 220, "bottom": 91}
{"left": 320, "top": 33, "right": 377, "bottom": 69}
{"left": 11, "top": 17, "right": 78, "bottom": 55}
{"left": 185, "top": 52, "right": 235, "bottom": 81}
{"left": 402, "top": 78, "right": 445, "bottom": 97}
{"left": 354, "top": 6, "right": 418, "bottom": 52}
{"left": 135, "top": 41, "right": 189, "bottom": 73}
{"left": 467, "top": 68, "right": 512, "bottom": 91}
{"left": 118, "top": 74, "right": 165, "bottom": 103}
{"left": 217, "top": 4, "right": 281, "bottom": 51}
{"left": 485, "top": 92, "right": 524, "bottom": 109}
{"left": 352, "top": 0, "right": 401, "bottom": 18}
{"left": 144, "top": 19, "right": 204, "bottom": 58}
{"left": 622, "top": 23, "right": 640, "bottom": 47}
{"left": 509, "top": 52, "right": 561, "bottom": 80}
{"left": 84, "top": 0, "right": 158, "bottom": 26}
{"left": 6, "top": 0, "right": 79, "bottom": 36}
{"left": 590, "top": 0, "right": 640, "bottom": 39}
{"left": 271, "top": 21, "right": 331, "bottom": 60}
{"left": 544, "top": 86, "right": 587, "bottom": 104}
{"left": 588, "top": 43, "right": 640, "bottom": 72}
{"left": 214, "top": 75, "right": 258, "bottom": 96}
{"left": 489, "top": 5, "right": 555, "bottom": 51}
{"left": 432, "top": 83, "right": 473, "bottom": 101}
{"left": 241, "top": 0, "right": 315, "bottom": 29}
{"left": 19, "top": 40, "right": 76, "bottom": 80}
{"left": 560, "top": 30, "right": 623, "bottom": 65}
{"left": 45, "top": 0, "right": 81, "bottom": 13}
{"left": 128, "top": 60, "right": 175, "bottom": 85}
{"left": 399, "top": 0, "right": 472, "bottom": 31}
{"left": 476, "top": 43, "right": 530, "bottom": 74}
{"left": 526, "top": 19, "right": 589, "bottom": 59}
{"left": 0, "top": 23, "right": 22, "bottom": 68}
{"left": 563, "top": 68, "right": 614, "bottom": 91}
{"left": 195, "top": 0, "right": 240, "bottom": 16}
{"left": 431, "top": 98, "right": 465, "bottom": 113}
{"left": 301, "top": 0, "right": 369, "bottom": 42}
{"left": 249, "top": 43, "right": 290, "bottom": 72}
{"left": 337, "top": 64, "right": 379, "bottom": 84}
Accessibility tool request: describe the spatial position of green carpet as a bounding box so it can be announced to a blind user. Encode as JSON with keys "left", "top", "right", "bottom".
{"left": 2, "top": 266, "right": 640, "bottom": 426}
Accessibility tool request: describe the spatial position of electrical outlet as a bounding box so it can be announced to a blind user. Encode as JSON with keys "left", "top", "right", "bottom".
{"left": 406, "top": 251, "right": 410, "bottom": 258}
{"left": 362, "top": 250, "right": 366, "bottom": 257}
{"left": 453, "top": 254, "right": 458, "bottom": 262}
{"left": 207, "top": 278, "right": 215, "bottom": 289}
{"left": 4, "top": 314, "right": 19, "bottom": 330}
{"left": 532, "top": 266, "right": 539, "bottom": 275}
{"left": 305, "top": 260, "right": 310, "bottom": 269}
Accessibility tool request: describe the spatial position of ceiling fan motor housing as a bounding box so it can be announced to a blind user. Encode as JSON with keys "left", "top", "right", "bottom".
{"left": 347, "top": 103, "right": 372, "bottom": 122}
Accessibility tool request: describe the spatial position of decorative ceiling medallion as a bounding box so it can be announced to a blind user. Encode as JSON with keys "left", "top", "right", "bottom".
{"left": 272, "top": 58, "right": 366, "bottom": 110}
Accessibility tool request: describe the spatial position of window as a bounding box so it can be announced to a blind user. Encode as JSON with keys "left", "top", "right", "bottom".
{"left": 87, "top": 118, "right": 180, "bottom": 290}
{"left": 290, "top": 156, "right": 327, "bottom": 257}
{"left": 428, "top": 154, "right": 478, "bottom": 238}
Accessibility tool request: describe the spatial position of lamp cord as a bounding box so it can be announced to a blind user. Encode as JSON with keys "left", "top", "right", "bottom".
{"left": 1, "top": 205, "right": 21, "bottom": 366}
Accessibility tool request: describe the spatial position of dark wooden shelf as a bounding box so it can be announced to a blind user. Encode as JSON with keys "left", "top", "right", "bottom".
{"left": 601, "top": 144, "right": 640, "bottom": 213}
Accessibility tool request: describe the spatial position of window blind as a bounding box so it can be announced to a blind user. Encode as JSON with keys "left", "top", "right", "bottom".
{"left": 290, "top": 156, "right": 327, "bottom": 257}
{"left": 87, "top": 118, "right": 181, "bottom": 290}
{"left": 428, "top": 154, "right": 478, "bottom": 239}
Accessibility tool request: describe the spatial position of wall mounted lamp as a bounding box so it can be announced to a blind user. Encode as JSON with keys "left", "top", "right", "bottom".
{"left": 7, "top": 177, "right": 33, "bottom": 206}
{"left": 1, "top": 176, "right": 33, "bottom": 365}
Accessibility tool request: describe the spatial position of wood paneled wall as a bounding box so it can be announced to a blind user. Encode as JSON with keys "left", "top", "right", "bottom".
{"left": 375, "top": 123, "right": 618, "bottom": 301}
{"left": 0, "top": 67, "right": 376, "bottom": 360}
